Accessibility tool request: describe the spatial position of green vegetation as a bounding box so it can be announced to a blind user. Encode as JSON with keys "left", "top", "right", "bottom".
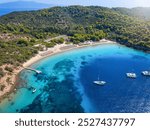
{"left": 0, "top": 6, "right": 150, "bottom": 48}
{"left": 0, "top": 68, "right": 5, "bottom": 78}
{"left": 113, "top": 7, "right": 150, "bottom": 20}
{"left": 0, "top": 40, "right": 39, "bottom": 66}
{"left": 0, "top": 6, "right": 150, "bottom": 69}
{"left": 70, "top": 30, "right": 106, "bottom": 44}
{"left": 50, "top": 38, "right": 65, "bottom": 44}
{"left": 4, "top": 66, "right": 13, "bottom": 72}
{"left": 16, "top": 39, "right": 29, "bottom": 47}
{"left": 0, "top": 84, "right": 6, "bottom": 91}
{"left": 43, "top": 42, "right": 56, "bottom": 48}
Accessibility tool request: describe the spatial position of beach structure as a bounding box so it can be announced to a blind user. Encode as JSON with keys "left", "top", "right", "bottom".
{"left": 23, "top": 67, "right": 42, "bottom": 74}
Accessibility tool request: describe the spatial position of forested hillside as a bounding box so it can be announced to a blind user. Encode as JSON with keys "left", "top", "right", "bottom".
{"left": 113, "top": 7, "right": 150, "bottom": 20}
{"left": 0, "top": 6, "right": 150, "bottom": 46}
{"left": 0, "top": 6, "right": 150, "bottom": 67}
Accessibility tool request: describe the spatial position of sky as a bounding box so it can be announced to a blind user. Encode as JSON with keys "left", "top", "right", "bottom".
{"left": 0, "top": 0, "right": 150, "bottom": 8}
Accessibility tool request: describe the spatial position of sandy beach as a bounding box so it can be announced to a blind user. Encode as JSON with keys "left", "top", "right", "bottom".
{"left": 0, "top": 39, "right": 115, "bottom": 100}
{"left": 24, "top": 39, "right": 115, "bottom": 67}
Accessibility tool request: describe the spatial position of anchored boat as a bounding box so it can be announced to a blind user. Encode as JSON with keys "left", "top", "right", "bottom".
{"left": 93, "top": 75, "right": 106, "bottom": 86}
{"left": 142, "top": 71, "right": 150, "bottom": 76}
{"left": 93, "top": 81, "right": 106, "bottom": 85}
{"left": 126, "top": 73, "right": 137, "bottom": 78}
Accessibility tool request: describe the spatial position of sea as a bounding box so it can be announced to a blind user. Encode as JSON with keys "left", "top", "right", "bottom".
{"left": 0, "top": 43, "right": 150, "bottom": 113}
{"left": 0, "top": 8, "right": 41, "bottom": 16}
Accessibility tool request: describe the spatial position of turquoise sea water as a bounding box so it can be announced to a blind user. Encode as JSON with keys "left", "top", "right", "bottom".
{"left": 0, "top": 43, "right": 150, "bottom": 113}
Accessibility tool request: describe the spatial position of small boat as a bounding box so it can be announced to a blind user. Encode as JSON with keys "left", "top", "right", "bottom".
{"left": 93, "top": 75, "right": 106, "bottom": 86}
{"left": 142, "top": 71, "right": 150, "bottom": 76}
{"left": 126, "top": 73, "right": 137, "bottom": 78}
{"left": 36, "top": 70, "right": 42, "bottom": 74}
{"left": 93, "top": 81, "right": 106, "bottom": 85}
{"left": 32, "top": 88, "right": 37, "bottom": 93}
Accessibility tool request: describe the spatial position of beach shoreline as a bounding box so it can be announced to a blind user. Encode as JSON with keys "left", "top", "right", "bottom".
{"left": 23, "top": 39, "right": 115, "bottom": 67}
{"left": 0, "top": 39, "right": 115, "bottom": 101}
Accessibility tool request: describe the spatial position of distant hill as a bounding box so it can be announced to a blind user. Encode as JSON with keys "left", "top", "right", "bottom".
{"left": 113, "top": 7, "right": 150, "bottom": 20}
{"left": 0, "top": 1, "right": 54, "bottom": 16}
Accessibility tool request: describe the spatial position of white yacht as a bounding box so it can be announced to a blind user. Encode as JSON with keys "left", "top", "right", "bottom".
{"left": 93, "top": 75, "right": 106, "bottom": 86}
{"left": 93, "top": 80, "right": 106, "bottom": 85}
{"left": 142, "top": 71, "right": 150, "bottom": 76}
{"left": 126, "top": 73, "right": 137, "bottom": 78}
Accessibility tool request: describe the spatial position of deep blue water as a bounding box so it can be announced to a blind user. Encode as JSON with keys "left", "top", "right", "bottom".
{"left": 0, "top": 43, "right": 150, "bottom": 113}
{"left": 80, "top": 55, "right": 150, "bottom": 112}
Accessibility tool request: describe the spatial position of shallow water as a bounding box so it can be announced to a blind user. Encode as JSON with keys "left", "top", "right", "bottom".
{"left": 0, "top": 43, "right": 150, "bottom": 113}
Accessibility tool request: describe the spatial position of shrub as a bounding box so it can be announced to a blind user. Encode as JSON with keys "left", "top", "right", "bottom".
{"left": 0, "top": 68, "right": 5, "bottom": 78}
{"left": 5, "top": 66, "right": 13, "bottom": 72}
{"left": 0, "top": 84, "right": 6, "bottom": 91}
{"left": 17, "top": 39, "right": 29, "bottom": 47}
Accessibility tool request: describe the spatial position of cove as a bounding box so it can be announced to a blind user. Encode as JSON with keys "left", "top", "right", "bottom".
{"left": 0, "top": 43, "right": 150, "bottom": 113}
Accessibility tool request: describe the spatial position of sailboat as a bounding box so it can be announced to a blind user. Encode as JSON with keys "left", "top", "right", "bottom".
{"left": 93, "top": 75, "right": 106, "bottom": 86}
{"left": 142, "top": 71, "right": 150, "bottom": 76}
{"left": 126, "top": 73, "right": 137, "bottom": 78}
{"left": 126, "top": 67, "right": 137, "bottom": 78}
